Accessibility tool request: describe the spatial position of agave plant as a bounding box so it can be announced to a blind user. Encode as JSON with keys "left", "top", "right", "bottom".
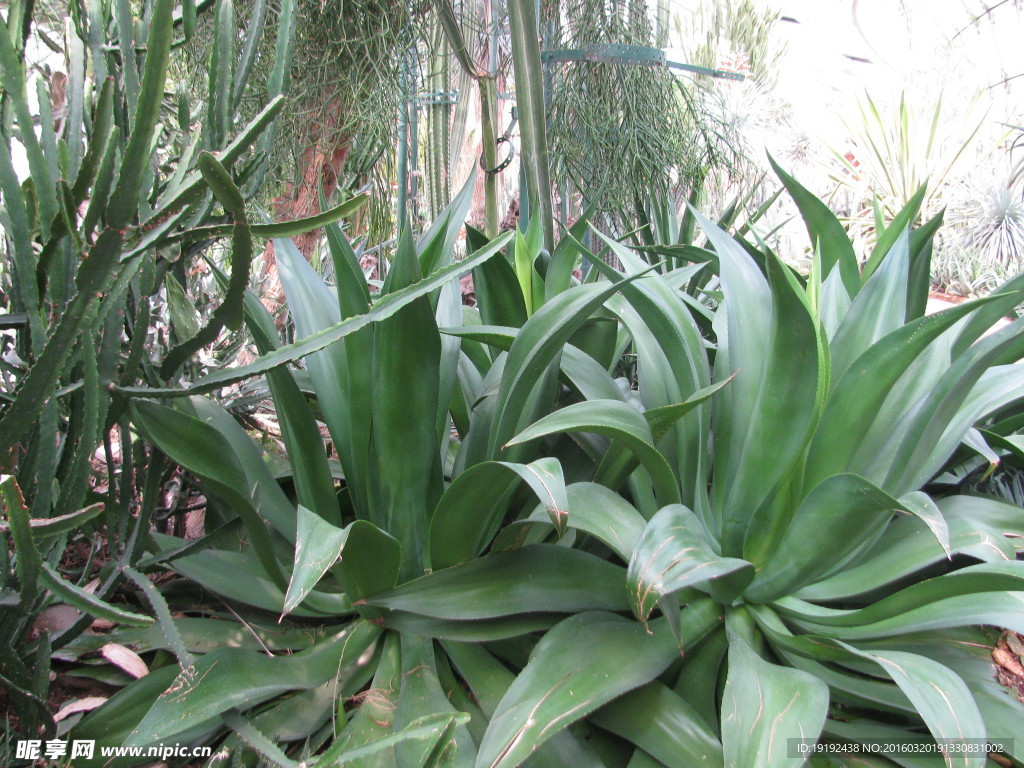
{"left": 65, "top": 161, "right": 1024, "bottom": 768}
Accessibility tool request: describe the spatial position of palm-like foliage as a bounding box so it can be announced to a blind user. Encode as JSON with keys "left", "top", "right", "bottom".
{"left": 64, "top": 163, "right": 1024, "bottom": 768}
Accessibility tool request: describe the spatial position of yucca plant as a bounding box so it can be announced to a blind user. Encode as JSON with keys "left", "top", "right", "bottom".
{"left": 66, "top": 162, "right": 1024, "bottom": 768}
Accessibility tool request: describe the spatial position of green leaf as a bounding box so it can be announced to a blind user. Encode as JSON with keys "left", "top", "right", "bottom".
{"left": 368, "top": 545, "right": 630, "bottom": 620}
{"left": 787, "top": 590, "right": 1024, "bottom": 641}
{"left": 720, "top": 625, "right": 828, "bottom": 768}
{"left": 107, "top": 0, "right": 175, "bottom": 228}
{"left": 769, "top": 154, "right": 859, "bottom": 297}
{"left": 0, "top": 230, "right": 123, "bottom": 456}
{"left": 441, "top": 640, "right": 608, "bottom": 767}
{"left": 829, "top": 228, "right": 910, "bottom": 385}
{"left": 160, "top": 154, "right": 253, "bottom": 377}
{"left": 373, "top": 229, "right": 442, "bottom": 578}
{"left": 282, "top": 507, "right": 349, "bottom": 618}
{"left": 696, "top": 209, "right": 824, "bottom": 558}
{"left": 0, "top": 501, "right": 105, "bottom": 538}
{"left": 429, "top": 458, "right": 568, "bottom": 570}
{"left": 589, "top": 681, "right": 723, "bottom": 768}
{"left": 507, "top": 399, "right": 681, "bottom": 507}
{"left": 2, "top": 474, "right": 41, "bottom": 604}
{"left": 393, "top": 636, "right": 475, "bottom": 767}
{"left": 333, "top": 713, "right": 472, "bottom": 766}
{"left": 745, "top": 475, "right": 913, "bottom": 602}
{"left": 116, "top": 231, "right": 514, "bottom": 397}
{"left": 842, "top": 647, "right": 987, "bottom": 768}
{"left": 803, "top": 300, "right": 993, "bottom": 491}
{"left": 164, "top": 275, "right": 201, "bottom": 341}
{"left": 628, "top": 505, "right": 752, "bottom": 631}
{"left": 475, "top": 604, "right": 721, "bottom": 768}
{"left": 779, "top": 562, "right": 1024, "bottom": 631}
{"left": 799, "top": 495, "right": 1021, "bottom": 601}
{"left": 532, "top": 481, "right": 646, "bottom": 561}
{"left": 339, "top": 521, "right": 402, "bottom": 606}
{"left": 862, "top": 184, "right": 926, "bottom": 281}
{"left": 39, "top": 563, "right": 153, "bottom": 627}
{"left": 489, "top": 274, "right": 646, "bottom": 459}
{"left": 177, "top": 195, "right": 369, "bottom": 243}
{"left": 241, "top": 290, "right": 339, "bottom": 524}
{"left": 126, "top": 622, "right": 380, "bottom": 745}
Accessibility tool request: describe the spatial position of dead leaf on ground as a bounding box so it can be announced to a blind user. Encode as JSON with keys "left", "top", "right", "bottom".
{"left": 54, "top": 696, "right": 108, "bottom": 722}
{"left": 100, "top": 642, "right": 149, "bottom": 678}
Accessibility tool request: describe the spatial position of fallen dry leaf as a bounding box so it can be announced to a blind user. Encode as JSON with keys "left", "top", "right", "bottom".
{"left": 100, "top": 642, "right": 149, "bottom": 678}
{"left": 54, "top": 696, "right": 108, "bottom": 722}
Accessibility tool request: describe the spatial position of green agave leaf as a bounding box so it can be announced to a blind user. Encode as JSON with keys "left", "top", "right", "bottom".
{"left": 803, "top": 299, "right": 993, "bottom": 491}
{"left": 314, "top": 632, "right": 401, "bottom": 767}
{"left": 383, "top": 613, "right": 559, "bottom": 643}
{"left": 443, "top": 326, "right": 624, "bottom": 403}
{"left": 373, "top": 229, "right": 443, "bottom": 577}
{"left": 429, "top": 457, "right": 568, "bottom": 570}
{"left": 595, "top": 271, "right": 713, "bottom": 514}
{"left": 368, "top": 545, "right": 630, "bottom": 619}
{"left": 838, "top": 647, "right": 987, "bottom": 768}
{"left": 333, "top": 713, "right": 472, "bottom": 767}
{"left": 673, "top": 626, "right": 729, "bottom": 733}
{"left": 862, "top": 184, "right": 927, "bottom": 280}
{"left": 770, "top": 154, "right": 859, "bottom": 297}
{"left": 392, "top": 636, "right": 475, "bottom": 768}
{"left": 72, "top": 666, "right": 218, "bottom": 767}
{"left": 589, "top": 681, "right": 723, "bottom": 768}
{"left": 720, "top": 625, "right": 828, "bottom": 768}
{"left": 475, "top": 604, "right": 721, "bottom": 768}
{"left": 881, "top": 327, "right": 1024, "bottom": 496}
{"left": 597, "top": 378, "right": 733, "bottom": 506}
{"left": 339, "top": 520, "right": 402, "bottom": 606}
{"left": 241, "top": 290, "right": 340, "bottom": 524}
{"left": 829, "top": 228, "right": 909, "bottom": 385}
{"left": 282, "top": 506, "right": 349, "bottom": 618}
{"left": 130, "top": 399, "right": 293, "bottom": 582}
{"left": 417, "top": 167, "right": 479, "bottom": 274}
{"left": 40, "top": 563, "right": 153, "bottom": 627}
{"left": 522, "top": 481, "right": 646, "bottom": 562}
{"left": 696, "top": 208, "right": 824, "bottom": 558}
{"left": 745, "top": 475, "right": 916, "bottom": 602}
{"left": 906, "top": 210, "right": 944, "bottom": 322}
{"left": 786, "top": 591, "right": 1024, "bottom": 641}
{"left": 546, "top": 208, "right": 594, "bottom": 299}
{"left": 778, "top": 562, "right": 1024, "bottom": 630}
{"left": 441, "top": 639, "right": 614, "bottom": 767}
{"left": 628, "top": 504, "right": 752, "bottom": 630}
{"left": 117, "top": 231, "right": 514, "bottom": 397}
{"left": 125, "top": 622, "right": 380, "bottom": 745}
{"left": 506, "top": 399, "right": 681, "bottom": 507}
{"left": 274, "top": 233, "right": 372, "bottom": 522}
{"left": 151, "top": 534, "right": 344, "bottom": 617}
{"left": 896, "top": 492, "right": 949, "bottom": 557}
{"left": 57, "top": 617, "right": 324, "bottom": 659}
{"left": 799, "top": 495, "right": 1021, "bottom": 601}
{"left": 489, "top": 273, "right": 647, "bottom": 459}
